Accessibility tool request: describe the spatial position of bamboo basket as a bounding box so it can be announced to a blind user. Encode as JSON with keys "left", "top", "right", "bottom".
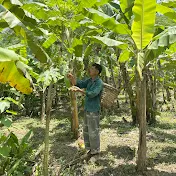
{"left": 101, "top": 83, "right": 119, "bottom": 108}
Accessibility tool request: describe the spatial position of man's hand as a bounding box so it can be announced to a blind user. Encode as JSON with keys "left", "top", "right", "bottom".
{"left": 69, "top": 86, "right": 81, "bottom": 92}
{"left": 67, "top": 73, "right": 76, "bottom": 85}
{"left": 69, "top": 86, "right": 85, "bottom": 94}
{"left": 67, "top": 73, "right": 74, "bottom": 79}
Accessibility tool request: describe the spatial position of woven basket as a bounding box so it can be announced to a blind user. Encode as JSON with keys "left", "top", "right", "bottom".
{"left": 101, "top": 83, "right": 119, "bottom": 108}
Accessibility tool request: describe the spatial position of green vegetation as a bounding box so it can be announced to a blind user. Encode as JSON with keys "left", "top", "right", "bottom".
{"left": 0, "top": 0, "right": 176, "bottom": 175}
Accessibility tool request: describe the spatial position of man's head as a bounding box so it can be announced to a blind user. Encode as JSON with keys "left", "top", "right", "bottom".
{"left": 89, "top": 63, "right": 102, "bottom": 77}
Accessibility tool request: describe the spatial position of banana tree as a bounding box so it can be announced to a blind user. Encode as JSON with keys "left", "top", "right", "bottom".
{"left": 33, "top": 0, "right": 111, "bottom": 139}
{"left": 0, "top": 0, "right": 51, "bottom": 63}
{"left": 81, "top": 0, "right": 176, "bottom": 172}
{"left": 0, "top": 47, "right": 33, "bottom": 94}
{"left": 0, "top": 1, "right": 54, "bottom": 175}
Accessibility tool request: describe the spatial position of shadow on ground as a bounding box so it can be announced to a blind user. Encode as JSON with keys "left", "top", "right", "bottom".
{"left": 29, "top": 126, "right": 45, "bottom": 149}
{"left": 149, "top": 128, "right": 176, "bottom": 143}
{"left": 93, "top": 164, "right": 176, "bottom": 176}
{"left": 151, "top": 146, "right": 176, "bottom": 165}
{"left": 101, "top": 119, "right": 136, "bottom": 135}
{"left": 106, "top": 145, "right": 135, "bottom": 161}
{"left": 49, "top": 121, "right": 79, "bottom": 162}
{"left": 149, "top": 121, "right": 176, "bottom": 130}
{"left": 92, "top": 145, "right": 135, "bottom": 169}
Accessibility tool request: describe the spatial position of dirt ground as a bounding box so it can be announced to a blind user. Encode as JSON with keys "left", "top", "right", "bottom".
{"left": 2, "top": 103, "right": 176, "bottom": 176}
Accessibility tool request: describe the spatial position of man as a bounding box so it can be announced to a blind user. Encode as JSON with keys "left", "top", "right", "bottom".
{"left": 68, "top": 63, "right": 103, "bottom": 156}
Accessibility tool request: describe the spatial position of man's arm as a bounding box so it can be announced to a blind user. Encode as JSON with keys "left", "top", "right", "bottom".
{"left": 85, "top": 81, "right": 103, "bottom": 98}
{"left": 67, "top": 73, "right": 89, "bottom": 88}
{"left": 70, "top": 80, "right": 103, "bottom": 97}
{"left": 67, "top": 73, "right": 76, "bottom": 85}
{"left": 76, "top": 79, "right": 89, "bottom": 89}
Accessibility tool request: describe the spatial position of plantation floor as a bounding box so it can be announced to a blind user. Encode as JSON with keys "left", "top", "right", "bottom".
{"left": 2, "top": 110, "right": 176, "bottom": 176}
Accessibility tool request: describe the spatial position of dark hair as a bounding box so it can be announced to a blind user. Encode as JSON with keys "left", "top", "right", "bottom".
{"left": 92, "top": 63, "right": 102, "bottom": 74}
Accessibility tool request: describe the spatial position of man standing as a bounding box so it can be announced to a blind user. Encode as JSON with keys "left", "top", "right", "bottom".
{"left": 68, "top": 63, "right": 103, "bottom": 156}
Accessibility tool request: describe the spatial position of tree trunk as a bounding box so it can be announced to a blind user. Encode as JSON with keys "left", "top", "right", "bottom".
{"left": 69, "top": 55, "right": 79, "bottom": 139}
{"left": 70, "top": 91, "right": 79, "bottom": 139}
{"left": 151, "top": 69, "right": 157, "bottom": 124}
{"left": 65, "top": 26, "right": 79, "bottom": 139}
{"left": 120, "top": 63, "right": 136, "bottom": 124}
{"left": 41, "top": 90, "right": 46, "bottom": 123}
{"left": 25, "top": 95, "right": 31, "bottom": 116}
{"left": 116, "top": 70, "right": 122, "bottom": 109}
{"left": 43, "top": 84, "right": 53, "bottom": 176}
{"left": 54, "top": 85, "right": 58, "bottom": 107}
{"left": 146, "top": 79, "right": 152, "bottom": 124}
{"left": 146, "top": 69, "right": 156, "bottom": 125}
{"left": 110, "top": 57, "right": 117, "bottom": 88}
{"left": 105, "top": 76, "right": 110, "bottom": 84}
{"left": 162, "top": 88, "right": 167, "bottom": 104}
{"left": 165, "top": 86, "right": 171, "bottom": 102}
{"left": 136, "top": 72, "right": 147, "bottom": 172}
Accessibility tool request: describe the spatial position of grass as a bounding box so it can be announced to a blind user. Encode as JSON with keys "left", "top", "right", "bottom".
{"left": 1, "top": 104, "right": 176, "bottom": 176}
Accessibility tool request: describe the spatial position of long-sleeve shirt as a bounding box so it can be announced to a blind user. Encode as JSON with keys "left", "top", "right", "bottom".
{"left": 76, "top": 77, "right": 103, "bottom": 112}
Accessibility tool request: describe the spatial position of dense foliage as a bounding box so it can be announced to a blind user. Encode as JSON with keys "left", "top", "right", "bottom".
{"left": 0, "top": 0, "right": 175, "bottom": 175}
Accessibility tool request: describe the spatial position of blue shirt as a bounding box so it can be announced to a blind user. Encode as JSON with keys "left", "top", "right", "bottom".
{"left": 76, "top": 77, "right": 103, "bottom": 112}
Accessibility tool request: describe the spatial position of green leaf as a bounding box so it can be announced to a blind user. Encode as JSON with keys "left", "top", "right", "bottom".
{"left": 78, "top": 0, "right": 97, "bottom": 11}
{"left": 145, "top": 47, "right": 165, "bottom": 62}
{"left": 131, "top": 0, "right": 156, "bottom": 49}
{"left": 165, "top": 42, "right": 176, "bottom": 55}
{"left": 0, "top": 9, "right": 49, "bottom": 63}
{"left": 8, "top": 132, "right": 19, "bottom": 146}
{"left": 96, "top": 0, "right": 110, "bottom": 6}
{"left": 0, "top": 11, "right": 21, "bottom": 28}
{"left": 64, "top": 74, "right": 71, "bottom": 88}
{"left": 6, "top": 110, "right": 17, "bottom": 115}
{"left": 101, "top": 65, "right": 110, "bottom": 77}
{"left": 119, "top": 49, "right": 131, "bottom": 63}
{"left": 105, "top": 67, "right": 110, "bottom": 77}
{"left": 7, "top": 159, "right": 22, "bottom": 175}
{"left": 21, "top": 130, "right": 32, "bottom": 145}
{"left": 29, "top": 70, "right": 39, "bottom": 80}
{"left": 27, "top": 39, "right": 49, "bottom": 63}
{"left": 155, "top": 14, "right": 176, "bottom": 28}
{"left": 19, "top": 40, "right": 27, "bottom": 58}
{"left": 0, "top": 61, "right": 33, "bottom": 94}
{"left": 5, "top": 97, "right": 23, "bottom": 108}
{"left": 156, "top": 4, "right": 176, "bottom": 22}
{"left": 0, "top": 100, "right": 10, "bottom": 113}
{"left": 3, "top": 0, "right": 22, "bottom": 6}
{"left": 22, "top": 3, "right": 49, "bottom": 20}
{"left": 37, "top": 68, "right": 61, "bottom": 89}
{"left": 42, "top": 34, "right": 58, "bottom": 49}
{"left": 148, "top": 26, "right": 176, "bottom": 49}
{"left": 119, "top": 0, "right": 134, "bottom": 19}
{"left": 83, "top": 8, "right": 131, "bottom": 35}
{"left": 0, "top": 47, "right": 24, "bottom": 62}
{"left": 2, "top": 0, "right": 38, "bottom": 27}
{"left": 120, "top": 0, "right": 133, "bottom": 12}
{"left": 0, "top": 146, "right": 11, "bottom": 157}
{"left": 0, "top": 1, "right": 49, "bottom": 63}
{"left": 161, "top": 0, "right": 176, "bottom": 8}
{"left": 0, "top": 117, "right": 12, "bottom": 127}
{"left": 84, "top": 44, "right": 92, "bottom": 57}
{"left": 46, "top": 16, "right": 66, "bottom": 26}
{"left": 72, "top": 38, "right": 83, "bottom": 57}
{"left": 90, "top": 36, "right": 128, "bottom": 49}
{"left": 7, "top": 43, "right": 25, "bottom": 51}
